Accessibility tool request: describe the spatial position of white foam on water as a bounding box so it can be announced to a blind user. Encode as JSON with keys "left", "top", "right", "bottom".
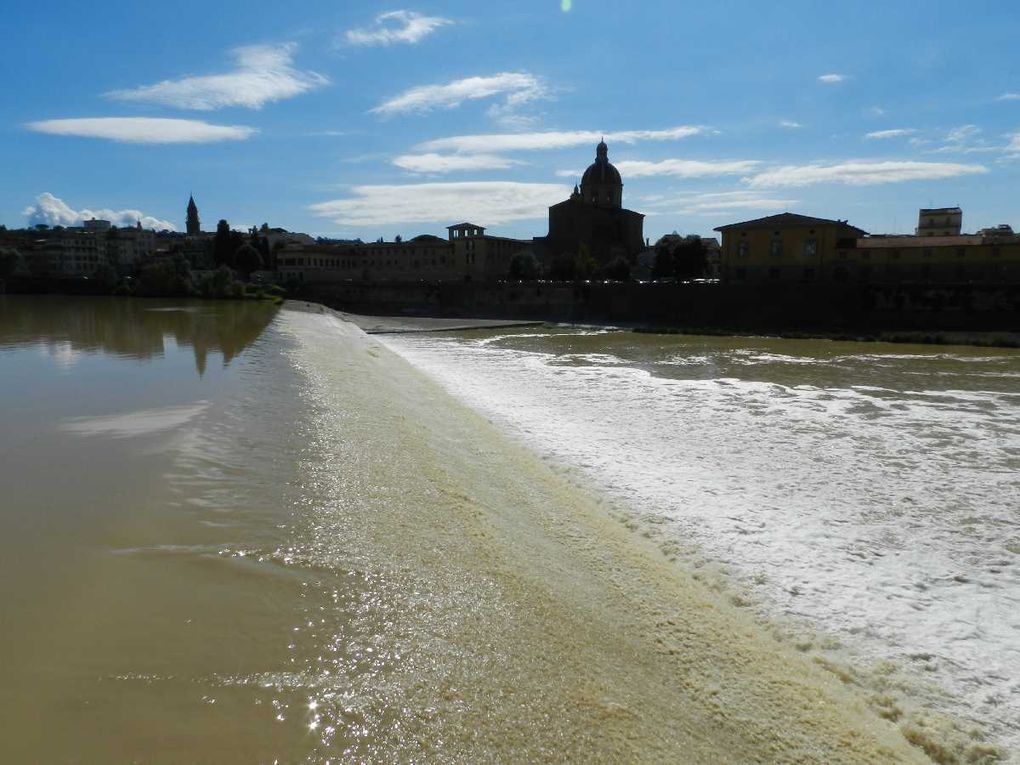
{"left": 380, "top": 329, "right": 1020, "bottom": 758}
{"left": 60, "top": 402, "right": 210, "bottom": 438}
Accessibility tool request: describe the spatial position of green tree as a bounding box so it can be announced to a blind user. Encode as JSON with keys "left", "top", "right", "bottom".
{"left": 0, "top": 248, "right": 22, "bottom": 280}
{"left": 603, "top": 256, "right": 631, "bottom": 281}
{"left": 234, "top": 243, "right": 263, "bottom": 279}
{"left": 673, "top": 236, "right": 708, "bottom": 281}
{"left": 213, "top": 220, "right": 244, "bottom": 268}
{"left": 93, "top": 262, "right": 118, "bottom": 291}
{"left": 549, "top": 254, "right": 576, "bottom": 281}
{"left": 574, "top": 244, "right": 598, "bottom": 280}
{"left": 138, "top": 255, "right": 192, "bottom": 296}
{"left": 508, "top": 251, "right": 541, "bottom": 281}
{"left": 652, "top": 247, "right": 675, "bottom": 280}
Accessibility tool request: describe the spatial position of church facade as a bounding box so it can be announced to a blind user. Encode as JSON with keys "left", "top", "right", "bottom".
{"left": 541, "top": 141, "right": 645, "bottom": 266}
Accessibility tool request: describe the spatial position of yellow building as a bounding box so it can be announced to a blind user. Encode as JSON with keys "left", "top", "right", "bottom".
{"left": 716, "top": 210, "right": 1020, "bottom": 285}
{"left": 716, "top": 212, "right": 866, "bottom": 283}
{"left": 843, "top": 234, "right": 1020, "bottom": 284}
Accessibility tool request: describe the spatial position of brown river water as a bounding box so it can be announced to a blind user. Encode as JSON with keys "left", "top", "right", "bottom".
{"left": 0, "top": 295, "right": 1014, "bottom": 763}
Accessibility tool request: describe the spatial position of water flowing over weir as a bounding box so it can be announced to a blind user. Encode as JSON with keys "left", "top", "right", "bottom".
{"left": 378, "top": 324, "right": 1020, "bottom": 762}
{"left": 270, "top": 307, "right": 939, "bottom": 763}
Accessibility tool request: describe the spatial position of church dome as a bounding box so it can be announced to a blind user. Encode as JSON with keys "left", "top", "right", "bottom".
{"left": 579, "top": 140, "right": 623, "bottom": 208}
{"left": 580, "top": 142, "right": 622, "bottom": 187}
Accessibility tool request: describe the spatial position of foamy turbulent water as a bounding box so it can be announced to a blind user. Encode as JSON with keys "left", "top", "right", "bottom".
{"left": 381, "top": 327, "right": 1020, "bottom": 757}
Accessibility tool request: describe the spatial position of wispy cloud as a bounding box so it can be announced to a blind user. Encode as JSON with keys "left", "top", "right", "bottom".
{"left": 342, "top": 10, "right": 453, "bottom": 46}
{"left": 419, "top": 126, "right": 708, "bottom": 154}
{"left": 946, "top": 124, "right": 981, "bottom": 143}
{"left": 612, "top": 158, "right": 760, "bottom": 179}
{"left": 996, "top": 92, "right": 1020, "bottom": 101}
{"left": 372, "top": 72, "right": 548, "bottom": 117}
{"left": 311, "top": 182, "right": 568, "bottom": 226}
{"left": 26, "top": 117, "right": 255, "bottom": 144}
{"left": 640, "top": 191, "right": 800, "bottom": 215}
{"left": 393, "top": 153, "right": 524, "bottom": 173}
{"left": 779, "top": 120, "right": 803, "bottom": 129}
{"left": 925, "top": 125, "right": 1003, "bottom": 155}
{"left": 23, "top": 192, "right": 176, "bottom": 230}
{"left": 745, "top": 160, "right": 987, "bottom": 187}
{"left": 106, "top": 44, "right": 327, "bottom": 110}
{"left": 818, "top": 73, "right": 847, "bottom": 84}
{"left": 865, "top": 128, "right": 917, "bottom": 140}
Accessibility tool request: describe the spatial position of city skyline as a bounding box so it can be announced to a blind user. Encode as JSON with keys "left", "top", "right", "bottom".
{"left": 4, "top": 0, "right": 1020, "bottom": 241}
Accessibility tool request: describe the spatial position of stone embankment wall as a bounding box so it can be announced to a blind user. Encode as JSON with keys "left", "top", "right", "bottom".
{"left": 304, "top": 281, "right": 1020, "bottom": 334}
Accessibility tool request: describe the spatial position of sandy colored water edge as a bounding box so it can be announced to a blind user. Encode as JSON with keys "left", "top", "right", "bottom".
{"left": 281, "top": 306, "right": 944, "bottom": 764}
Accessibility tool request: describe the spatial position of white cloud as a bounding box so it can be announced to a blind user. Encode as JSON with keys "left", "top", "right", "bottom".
{"left": 393, "top": 153, "right": 524, "bottom": 173}
{"left": 641, "top": 191, "right": 800, "bottom": 215}
{"left": 311, "top": 182, "right": 568, "bottom": 226}
{"left": 419, "top": 126, "right": 708, "bottom": 154}
{"left": 927, "top": 125, "right": 1003, "bottom": 154}
{"left": 818, "top": 73, "right": 847, "bottom": 84}
{"left": 1002, "top": 134, "right": 1020, "bottom": 154}
{"left": 23, "top": 192, "right": 176, "bottom": 231}
{"left": 867, "top": 106, "right": 886, "bottom": 117}
{"left": 745, "top": 160, "right": 987, "bottom": 188}
{"left": 865, "top": 128, "right": 916, "bottom": 139}
{"left": 372, "top": 72, "right": 548, "bottom": 116}
{"left": 779, "top": 120, "right": 803, "bottom": 129}
{"left": 613, "top": 159, "right": 761, "bottom": 178}
{"left": 106, "top": 44, "right": 327, "bottom": 110}
{"left": 946, "top": 124, "right": 981, "bottom": 143}
{"left": 26, "top": 117, "right": 255, "bottom": 144}
{"left": 342, "top": 10, "right": 453, "bottom": 46}
{"left": 996, "top": 92, "right": 1020, "bottom": 101}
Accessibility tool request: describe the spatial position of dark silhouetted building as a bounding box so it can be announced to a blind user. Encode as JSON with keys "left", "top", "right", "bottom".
{"left": 542, "top": 141, "right": 645, "bottom": 265}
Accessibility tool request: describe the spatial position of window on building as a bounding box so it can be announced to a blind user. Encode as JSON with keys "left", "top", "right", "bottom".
{"left": 735, "top": 267, "right": 746, "bottom": 280}
{"left": 803, "top": 267, "right": 815, "bottom": 280}
{"left": 956, "top": 248, "right": 965, "bottom": 258}
{"left": 738, "top": 241, "right": 749, "bottom": 258}
{"left": 923, "top": 249, "right": 933, "bottom": 258}
{"left": 768, "top": 267, "right": 780, "bottom": 279}
{"left": 803, "top": 239, "right": 817, "bottom": 258}
{"left": 770, "top": 239, "right": 783, "bottom": 257}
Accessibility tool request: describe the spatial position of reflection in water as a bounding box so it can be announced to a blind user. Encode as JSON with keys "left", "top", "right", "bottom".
{"left": 0, "top": 295, "right": 278, "bottom": 375}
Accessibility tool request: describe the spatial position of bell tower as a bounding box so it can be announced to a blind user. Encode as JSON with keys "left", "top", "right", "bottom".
{"left": 186, "top": 194, "right": 201, "bottom": 236}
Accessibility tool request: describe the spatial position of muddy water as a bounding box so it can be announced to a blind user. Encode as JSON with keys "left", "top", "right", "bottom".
{"left": 0, "top": 297, "right": 988, "bottom": 762}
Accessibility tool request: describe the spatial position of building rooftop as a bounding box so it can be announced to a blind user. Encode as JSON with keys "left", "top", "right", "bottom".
{"left": 714, "top": 212, "right": 867, "bottom": 235}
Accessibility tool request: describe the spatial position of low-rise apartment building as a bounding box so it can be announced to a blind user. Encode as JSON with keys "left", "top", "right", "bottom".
{"left": 277, "top": 223, "right": 530, "bottom": 284}
{"left": 716, "top": 213, "right": 866, "bottom": 284}
{"left": 717, "top": 209, "right": 1020, "bottom": 285}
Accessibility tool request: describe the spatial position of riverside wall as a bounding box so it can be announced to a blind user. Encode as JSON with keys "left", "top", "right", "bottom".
{"left": 302, "top": 280, "right": 1020, "bottom": 335}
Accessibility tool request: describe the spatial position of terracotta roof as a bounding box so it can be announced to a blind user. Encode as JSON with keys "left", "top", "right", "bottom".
{"left": 714, "top": 212, "right": 867, "bottom": 235}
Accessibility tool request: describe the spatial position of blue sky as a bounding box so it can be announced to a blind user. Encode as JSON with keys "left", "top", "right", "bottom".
{"left": 3, "top": 0, "right": 1020, "bottom": 241}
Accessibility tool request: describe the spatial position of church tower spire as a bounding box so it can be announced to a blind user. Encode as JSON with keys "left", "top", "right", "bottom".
{"left": 186, "top": 194, "right": 201, "bottom": 236}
